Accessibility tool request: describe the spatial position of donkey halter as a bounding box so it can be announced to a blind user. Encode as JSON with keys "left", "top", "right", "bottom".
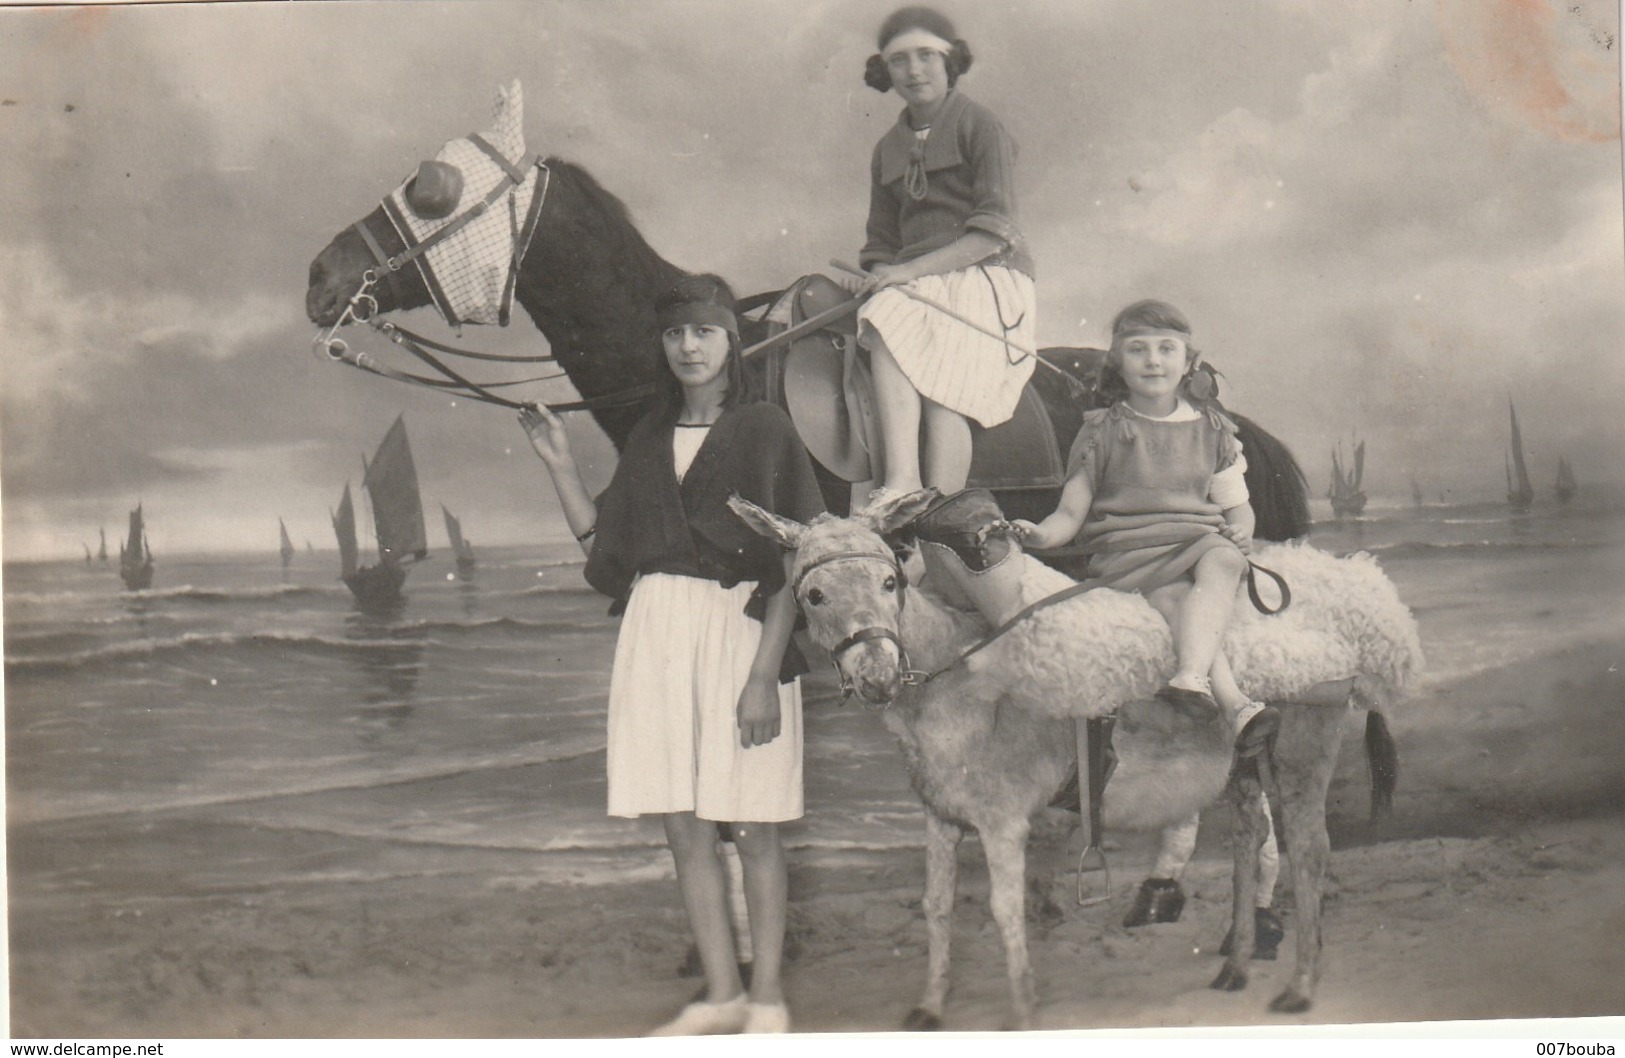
{"left": 792, "top": 547, "right": 926, "bottom": 698}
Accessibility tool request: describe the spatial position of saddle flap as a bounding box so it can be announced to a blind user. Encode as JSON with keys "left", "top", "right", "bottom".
{"left": 783, "top": 273, "right": 876, "bottom": 483}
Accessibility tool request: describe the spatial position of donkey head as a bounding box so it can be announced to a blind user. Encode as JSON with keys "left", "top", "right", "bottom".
{"left": 732, "top": 489, "right": 938, "bottom": 707}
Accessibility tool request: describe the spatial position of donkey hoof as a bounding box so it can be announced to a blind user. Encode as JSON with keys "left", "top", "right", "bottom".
{"left": 903, "top": 1007, "right": 943, "bottom": 1032}
{"left": 1269, "top": 988, "right": 1313, "bottom": 1014}
{"left": 1123, "top": 877, "right": 1185, "bottom": 928}
{"left": 1210, "top": 964, "right": 1248, "bottom": 992}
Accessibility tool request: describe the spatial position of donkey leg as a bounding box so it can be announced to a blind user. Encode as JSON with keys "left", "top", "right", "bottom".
{"left": 1269, "top": 706, "right": 1345, "bottom": 1015}
{"left": 982, "top": 820, "right": 1038, "bottom": 1030}
{"left": 905, "top": 809, "right": 963, "bottom": 1031}
{"left": 1212, "top": 759, "right": 1267, "bottom": 993}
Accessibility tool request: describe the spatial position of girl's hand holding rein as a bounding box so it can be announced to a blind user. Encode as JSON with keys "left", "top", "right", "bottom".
{"left": 736, "top": 674, "right": 784, "bottom": 748}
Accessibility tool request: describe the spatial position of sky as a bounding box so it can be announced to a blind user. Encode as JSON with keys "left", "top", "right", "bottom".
{"left": 2, "top": 0, "right": 1621, "bottom": 561}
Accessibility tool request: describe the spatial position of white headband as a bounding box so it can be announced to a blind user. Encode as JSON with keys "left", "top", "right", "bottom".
{"left": 882, "top": 28, "right": 954, "bottom": 61}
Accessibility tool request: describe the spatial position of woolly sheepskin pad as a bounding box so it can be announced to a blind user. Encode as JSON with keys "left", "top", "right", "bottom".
{"left": 957, "top": 541, "right": 1424, "bottom": 722}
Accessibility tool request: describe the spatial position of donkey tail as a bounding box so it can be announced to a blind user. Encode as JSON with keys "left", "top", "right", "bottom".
{"left": 1364, "top": 709, "right": 1399, "bottom": 823}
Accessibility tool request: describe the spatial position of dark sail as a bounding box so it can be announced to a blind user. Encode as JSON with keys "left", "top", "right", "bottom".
{"left": 442, "top": 504, "right": 476, "bottom": 569}
{"left": 119, "top": 504, "right": 154, "bottom": 590}
{"left": 363, "top": 415, "right": 428, "bottom": 564}
{"left": 1555, "top": 456, "right": 1576, "bottom": 505}
{"left": 1328, "top": 439, "right": 1367, "bottom": 517}
{"left": 1507, "top": 400, "right": 1534, "bottom": 512}
{"left": 279, "top": 518, "right": 295, "bottom": 566}
{"left": 333, "top": 484, "right": 360, "bottom": 579}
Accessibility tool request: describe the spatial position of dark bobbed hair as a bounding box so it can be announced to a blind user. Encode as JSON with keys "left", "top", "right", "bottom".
{"left": 864, "top": 6, "right": 973, "bottom": 92}
{"left": 651, "top": 273, "right": 754, "bottom": 415}
{"left": 1095, "top": 299, "right": 1208, "bottom": 406}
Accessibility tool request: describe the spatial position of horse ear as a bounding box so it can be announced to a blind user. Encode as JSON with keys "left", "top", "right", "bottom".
{"left": 486, "top": 79, "right": 526, "bottom": 160}
{"left": 858, "top": 488, "right": 939, "bottom": 535}
{"left": 728, "top": 495, "right": 807, "bottom": 551}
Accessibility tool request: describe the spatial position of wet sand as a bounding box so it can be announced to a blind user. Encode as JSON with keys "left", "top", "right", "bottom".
{"left": 9, "top": 637, "right": 1625, "bottom": 1038}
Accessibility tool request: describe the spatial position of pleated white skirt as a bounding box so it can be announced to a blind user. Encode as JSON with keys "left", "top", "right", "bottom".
{"left": 858, "top": 265, "right": 1038, "bottom": 427}
{"left": 605, "top": 573, "right": 804, "bottom": 822}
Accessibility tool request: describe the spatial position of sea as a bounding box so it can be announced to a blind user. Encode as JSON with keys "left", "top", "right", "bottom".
{"left": 7, "top": 497, "right": 1625, "bottom": 890}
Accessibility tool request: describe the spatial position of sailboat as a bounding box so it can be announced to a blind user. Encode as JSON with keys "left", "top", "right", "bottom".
{"left": 1506, "top": 400, "right": 1535, "bottom": 513}
{"left": 1555, "top": 456, "right": 1577, "bottom": 506}
{"left": 118, "top": 504, "right": 154, "bottom": 590}
{"left": 441, "top": 504, "right": 477, "bottom": 574}
{"left": 279, "top": 518, "right": 296, "bottom": 568}
{"left": 83, "top": 542, "right": 93, "bottom": 566}
{"left": 333, "top": 415, "right": 428, "bottom": 609}
{"left": 98, "top": 527, "right": 108, "bottom": 564}
{"left": 1328, "top": 439, "right": 1367, "bottom": 518}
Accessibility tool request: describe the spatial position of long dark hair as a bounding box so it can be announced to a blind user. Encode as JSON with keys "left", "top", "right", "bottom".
{"left": 650, "top": 274, "right": 754, "bottom": 419}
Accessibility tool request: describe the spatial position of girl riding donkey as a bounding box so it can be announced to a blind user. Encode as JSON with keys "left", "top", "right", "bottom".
{"left": 520, "top": 276, "right": 825, "bottom": 1036}
{"left": 928, "top": 298, "right": 1282, "bottom": 761}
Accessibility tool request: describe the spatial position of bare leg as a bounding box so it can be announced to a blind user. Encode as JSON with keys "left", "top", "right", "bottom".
{"left": 1175, "top": 547, "right": 1247, "bottom": 684}
{"left": 729, "top": 822, "right": 787, "bottom": 1007}
{"left": 868, "top": 333, "right": 925, "bottom": 493}
{"left": 920, "top": 399, "right": 973, "bottom": 494}
{"left": 664, "top": 813, "right": 746, "bottom": 1004}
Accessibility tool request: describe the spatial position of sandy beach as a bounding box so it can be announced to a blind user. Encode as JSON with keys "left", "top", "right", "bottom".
{"left": 10, "top": 633, "right": 1625, "bottom": 1039}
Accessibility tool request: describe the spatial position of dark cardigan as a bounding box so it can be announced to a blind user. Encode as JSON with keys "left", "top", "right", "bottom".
{"left": 584, "top": 401, "right": 826, "bottom": 678}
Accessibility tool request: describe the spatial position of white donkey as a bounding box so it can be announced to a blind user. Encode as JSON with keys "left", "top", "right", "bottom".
{"left": 732, "top": 490, "right": 1422, "bottom": 1030}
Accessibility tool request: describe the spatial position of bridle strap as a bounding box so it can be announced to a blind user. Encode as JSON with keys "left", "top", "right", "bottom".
{"left": 829, "top": 624, "right": 905, "bottom": 661}
{"left": 792, "top": 548, "right": 902, "bottom": 600}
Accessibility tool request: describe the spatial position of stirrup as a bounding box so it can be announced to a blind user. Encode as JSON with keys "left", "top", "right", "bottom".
{"left": 1075, "top": 842, "right": 1112, "bottom": 907}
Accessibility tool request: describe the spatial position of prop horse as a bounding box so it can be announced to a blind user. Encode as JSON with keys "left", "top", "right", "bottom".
{"left": 730, "top": 491, "right": 1422, "bottom": 1029}
{"left": 305, "top": 81, "right": 1312, "bottom": 545}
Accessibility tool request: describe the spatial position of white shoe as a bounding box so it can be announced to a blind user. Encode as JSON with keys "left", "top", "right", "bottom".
{"left": 646, "top": 994, "right": 748, "bottom": 1036}
{"left": 742, "top": 1001, "right": 791, "bottom": 1034}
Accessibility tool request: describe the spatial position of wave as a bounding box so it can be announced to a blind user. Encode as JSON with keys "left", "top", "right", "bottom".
{"left": 4, "top": 627, "right": 444, "bottom": 675}
{"left": 9, "top": 742, "right": 608, "bottom": 826}
{"left": 1362, "top": 538, "right": 1601, "bottom": 559}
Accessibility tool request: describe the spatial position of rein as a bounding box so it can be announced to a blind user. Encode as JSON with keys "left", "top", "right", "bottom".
{"left": 313, "top": 154, "right": 661, "bottom": 416}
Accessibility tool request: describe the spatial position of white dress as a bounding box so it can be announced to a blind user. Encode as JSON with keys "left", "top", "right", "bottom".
{"left": 602, "top": 426, "right": 805, "bottom": 821}
{"left": 858, "top": 265, "right": 1037, "bottom": 428}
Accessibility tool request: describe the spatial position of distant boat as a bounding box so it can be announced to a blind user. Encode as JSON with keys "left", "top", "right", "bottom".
{"left": 1410, "top": 476, "right": 1425, "bottom": 510}
{"left": 306, "top": 540, "right": 316, "bottom": 555}
{"left": 279, "top": 518, "right": 296, "bottom": 568}
{"left": 98, "top": 527, "right": 108, "bottom": 564}
{"left": 1328, "top": 439, "right": 1367, "bottom": 518}
{"left": 1506, "top": 400, "right": 1534, "bottom": 513}
{"left": 83, "top": 542, "right": 93, "bottom": 565}
{"left": 1555, "top": 456, "right": 1577, "bottom": 506}
{"left": 333, "top": 415, "right": 427, "bottom": 610}
{"left": 118, "top": 504, "right": 154, "bottom": 591}
{"left": 441, "top": 504, "right": 477, "bottom": 574}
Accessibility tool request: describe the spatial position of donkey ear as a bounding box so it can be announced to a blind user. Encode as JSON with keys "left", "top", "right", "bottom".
{"left": 857, "top": 488, "right": 940, "bottom": 535}
{"left": 728, "top": 494, "right": 807, "bottom": 551}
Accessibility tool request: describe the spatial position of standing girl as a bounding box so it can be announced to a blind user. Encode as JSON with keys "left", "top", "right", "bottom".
{"left": 519, "top": 275, "right": 825, "bottom": 1036}
{"left": 843, "top": 5, "right": 1037, "bottom": 501}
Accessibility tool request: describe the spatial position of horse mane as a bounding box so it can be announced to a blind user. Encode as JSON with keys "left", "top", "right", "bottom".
{"left": 542, "top": 157, "right": 685, "bottom": 288}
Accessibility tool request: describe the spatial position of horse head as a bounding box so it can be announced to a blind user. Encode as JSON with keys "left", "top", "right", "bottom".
{"left": 306, "top": 79, "right": 539, "bottom": 331}
{"left": 732, "top": 489, "right": 938, "bottom": 708}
